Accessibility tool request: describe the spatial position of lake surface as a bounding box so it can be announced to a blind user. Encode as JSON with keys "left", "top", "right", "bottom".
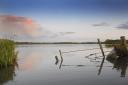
{"left": 1, "top": 44, "right": 128, "bottom": 85}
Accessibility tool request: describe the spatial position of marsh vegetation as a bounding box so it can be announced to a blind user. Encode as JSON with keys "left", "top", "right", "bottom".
{"left": 0, "top": 39, "right": 18, "bottom": 68}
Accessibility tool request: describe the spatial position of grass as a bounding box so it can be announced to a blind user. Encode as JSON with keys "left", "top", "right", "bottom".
{"left": 0, "top": 39, "right": 18, "bottom": 68}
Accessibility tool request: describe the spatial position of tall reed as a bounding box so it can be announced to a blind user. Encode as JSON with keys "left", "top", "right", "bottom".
{"left": 0, "top": 39, "right": 17, "bottom": 68}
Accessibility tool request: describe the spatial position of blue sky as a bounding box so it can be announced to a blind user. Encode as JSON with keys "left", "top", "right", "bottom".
{"left": 1, "top": 0, "right": 128, "bottom": 42}
{"left": 1, "top": 0, "right": 128, "bottom": 15}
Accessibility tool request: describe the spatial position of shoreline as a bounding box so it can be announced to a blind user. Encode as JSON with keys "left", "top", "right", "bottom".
{"left": 15, "top": 42, "right": 98, "bottom": 45}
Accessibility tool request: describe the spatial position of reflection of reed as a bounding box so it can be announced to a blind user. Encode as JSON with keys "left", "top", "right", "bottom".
{"left": 0, "top": 66, "right": 16, "bottom": 85}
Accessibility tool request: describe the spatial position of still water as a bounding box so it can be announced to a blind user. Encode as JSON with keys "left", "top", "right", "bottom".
{"left": 1, "top": 44, "right": 128, "bottom": 85}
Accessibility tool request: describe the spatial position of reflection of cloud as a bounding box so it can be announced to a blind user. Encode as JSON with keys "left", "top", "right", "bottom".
{"left": 116, "top": 22, "right": 128, "bottom": 29}
{"left": 0, "top": 15, "right": 42, "bottom": 37}
{"left": 20, "top": 53, "right": 42, "bottom": 71}
{"left": 93, "top": 22, "right": 109, "bottom": 27}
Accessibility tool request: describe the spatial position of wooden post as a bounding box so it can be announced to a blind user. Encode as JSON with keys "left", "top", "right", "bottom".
{"left": 59, "top": 50, "right": 63, "bottom": 61}
{"left": 59, "top": 50, "right": 63, "bottom": 69}
{"left": 120, "top": 36, "right": 127, "bottom": 46}
{"left": 120, "top": 36, "right": 128, "bottom": 57}
{"left": 97, "top": 39, "right": 105, "bottom": 58}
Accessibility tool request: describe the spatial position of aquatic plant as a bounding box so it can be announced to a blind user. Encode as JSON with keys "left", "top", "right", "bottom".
{"left": 0, "top": 39, "right": 18, "bottom": 68}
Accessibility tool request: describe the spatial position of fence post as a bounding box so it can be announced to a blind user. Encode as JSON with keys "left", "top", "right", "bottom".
{"left": 97, "top": 39, "right": 105, "bottom": 58}
{"left": 120, "top": 36, "right": 127, "bottom": 46}
{"left": 59, "top": 50, "right": 63, "bottom": 69}
{"left": 59, "top": 50, "right": 63, "bottom": 61}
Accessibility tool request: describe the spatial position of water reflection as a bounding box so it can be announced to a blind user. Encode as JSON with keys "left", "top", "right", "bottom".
{"left": 1, "top": 44, "right": 128, "bottom": 85}
{"left": 55, "top": 56, "right": 59, "bottom": 65}
{"left": 59, "top": 59, "right": 63, "bottom": 69}
{"left": 107, "top": 56, "right": 128, "bottom": 77}
{"left": 107, "top": 47, "right": 128, "bottom": 77}
{"left": 54, "top": 55, "right": 63, "bottom": 69}
{"left": 0, "top": 51, "right": 18, "bottom": 85}
{"left": 19, "top": 52, "right": 43, "bottom": 71}
{"left": 56, "top": 46, "right": 128, "bottom": 78}
{"left": 55, "top": 50, "right": 107, "bottom": 72}
{"left": 0, "top": 66, "right": 16, "bottom": 85}
{"left": 98, "top": 57, "right": 105, "bottom": 75}
{"left": 2, "top": 44, "right": 128, "bottom": 85}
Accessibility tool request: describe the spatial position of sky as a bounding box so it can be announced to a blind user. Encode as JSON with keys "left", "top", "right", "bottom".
{"left": 1, "top": 0, "right": 128, "bottom": 42}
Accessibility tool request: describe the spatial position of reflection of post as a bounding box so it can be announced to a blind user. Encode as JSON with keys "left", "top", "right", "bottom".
{"left": 97, "top": 39, "right": 105, "bottom": 75}
{"left": 59, "top": 50, "right": 63, "bottom": 69}
{"left": 121, "top": 63, "right": 127, "bottom": 77}
{"left": 114, "top": 57, "right": 128, "bottom": 77}
{"left": 98, "top": 57, "right": 105, "bottom": 75}
{"left": 59, "top": 59, "right": 63, "bottom": 69}
{"left": 55, "top": 56, "right": 59, "bottom": 65}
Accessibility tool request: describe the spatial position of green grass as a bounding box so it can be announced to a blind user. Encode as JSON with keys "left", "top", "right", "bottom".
{"left": 0, "top": 39, "right": 17, "bottom": 68}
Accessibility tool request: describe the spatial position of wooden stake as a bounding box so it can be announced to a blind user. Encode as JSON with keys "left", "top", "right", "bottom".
{"left": 59, "top": 50, "right": 63, "bottom": 61}
{"left": 120, "top": 36, "right": 127, "bottom": 46}
{"left": 97, "top": 39, "right": 105, "bottom": 58}
{"left": 59, "top": 50, "right": 63, "bottom": 69}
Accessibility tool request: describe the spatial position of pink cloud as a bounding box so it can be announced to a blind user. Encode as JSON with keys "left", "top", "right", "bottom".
{"left": 0, "top": 15, "right": 42, "bottom": 37}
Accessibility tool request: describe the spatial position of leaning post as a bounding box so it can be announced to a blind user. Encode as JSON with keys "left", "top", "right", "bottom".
{"left": 59, "top": 49, "right": 63, "bottom": 61}
{"left": 97, "top": 39, "right": 105, "bottom": 58}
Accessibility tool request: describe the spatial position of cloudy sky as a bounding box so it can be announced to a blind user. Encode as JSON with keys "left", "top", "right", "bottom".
{"left": 0, "top": 0, "right": 128, "bottom": 42}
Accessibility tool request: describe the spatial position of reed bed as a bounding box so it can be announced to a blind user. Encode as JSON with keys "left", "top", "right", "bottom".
{"left": 0, "top": 39, "right": 17, "bottom": 68}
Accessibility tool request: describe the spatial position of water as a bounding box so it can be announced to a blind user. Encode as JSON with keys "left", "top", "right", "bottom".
{"left": 1, "top": 44, "right": 128, "bottom": 85}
